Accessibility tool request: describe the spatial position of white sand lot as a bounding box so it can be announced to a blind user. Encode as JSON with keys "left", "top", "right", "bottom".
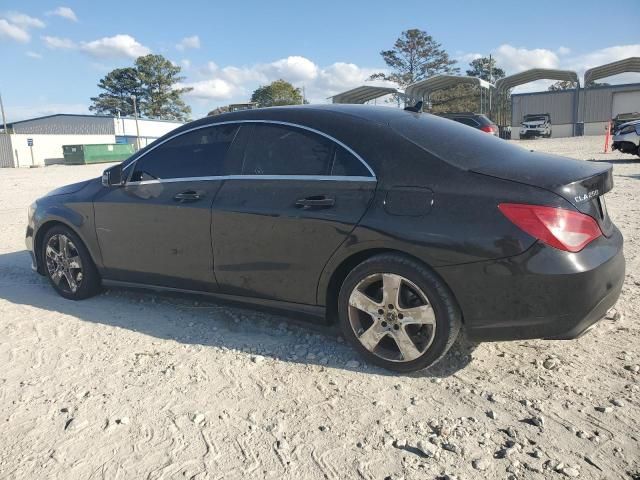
{"left": 0, "top": 136, "right": 638, "bottom": 479}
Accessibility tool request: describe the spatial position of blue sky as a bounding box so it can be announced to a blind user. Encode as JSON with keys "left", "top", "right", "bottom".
{"left": 1, "top": 0, "right": 639, "bottom": 121}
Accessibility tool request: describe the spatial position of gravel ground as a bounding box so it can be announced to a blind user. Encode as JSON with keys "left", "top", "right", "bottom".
{"left": 0, "top": 135, "right": 638, "bottom": 480}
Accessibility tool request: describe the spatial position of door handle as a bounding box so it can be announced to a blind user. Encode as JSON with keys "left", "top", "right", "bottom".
{"left": 295, "top": 195, "right": 335, "bottom": 209}
{"left": 173, "top": 190, "right": 204, "bottom": 202}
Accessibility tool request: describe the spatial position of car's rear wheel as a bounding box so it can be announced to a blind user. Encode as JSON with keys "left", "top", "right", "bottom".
{"left": 338, "top": 253, "right": 461, "bottom": 372}
{"left": 42, "top": 225, "right": 101, "bottom": 300}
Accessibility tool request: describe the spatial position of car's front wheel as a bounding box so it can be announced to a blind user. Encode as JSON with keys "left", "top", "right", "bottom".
{"left": 338, "top": 253, "right": 461, "bottom": 372}
{"left": 42, "top": 225, "right": 101, "bottom": 300}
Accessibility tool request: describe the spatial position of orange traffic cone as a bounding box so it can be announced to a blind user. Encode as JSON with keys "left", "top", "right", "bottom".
{"left": 603, "top": 121, "right": 611, "bottom": 153}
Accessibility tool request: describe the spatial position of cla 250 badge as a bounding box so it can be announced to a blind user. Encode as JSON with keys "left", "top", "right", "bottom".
{"left": 575, "top": 189, "right": 599, "bottom": 203}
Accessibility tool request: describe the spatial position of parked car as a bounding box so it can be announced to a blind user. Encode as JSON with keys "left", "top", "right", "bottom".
{"left": 27, "top": 105, "right": 624, "bottom": 372}
{"left": 612, "top": 119, "right": 640, "bottom": 156}
{"left": 612, "top": 112, "right": 640, "bottom": 134}
{"left": 520, "top": 113, "right": 552, "bottom": 138}
{"left": 439, "top": 112, "right": 499, "bottom": 136}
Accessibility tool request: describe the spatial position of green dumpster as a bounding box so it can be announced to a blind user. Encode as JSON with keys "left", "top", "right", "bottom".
{"left": 62, "top": 144, "right": 135, "bottom": 165}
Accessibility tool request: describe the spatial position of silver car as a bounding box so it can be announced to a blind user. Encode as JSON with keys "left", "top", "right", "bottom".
{"left": 612, "top": 120, "right": 640, "bottom": 156}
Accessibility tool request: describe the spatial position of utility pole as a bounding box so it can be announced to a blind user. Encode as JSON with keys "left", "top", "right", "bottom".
{"left": 131, "top": 95, "right": 141, "bottom": 151}
{"left": 0, "top": 91, "right": 8, "bottom": 134}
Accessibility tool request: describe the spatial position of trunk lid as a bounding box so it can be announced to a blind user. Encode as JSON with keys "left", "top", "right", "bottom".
{"left": 389, "top": 114, "right": 615, "bottom": 235}
{"left": 470, "top": 151, "right": 614, "bottom": 236}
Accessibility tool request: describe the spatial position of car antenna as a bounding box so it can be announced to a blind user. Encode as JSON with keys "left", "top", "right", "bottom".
{"left": 404, "top": 101, "right": 423, "bottom": 113}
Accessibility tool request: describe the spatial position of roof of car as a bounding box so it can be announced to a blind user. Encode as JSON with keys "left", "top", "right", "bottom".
{"left": 187, "top": 104, "right": 412, "bottom": 131}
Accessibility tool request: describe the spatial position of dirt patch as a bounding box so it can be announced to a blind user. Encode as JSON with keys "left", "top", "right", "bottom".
{"left": 0, "top": 136, "right": 638, "bottom": 479}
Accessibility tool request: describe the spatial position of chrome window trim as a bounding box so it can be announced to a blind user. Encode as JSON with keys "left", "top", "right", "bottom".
{"left": 126, "top": 175, "right": 376, "bottom": 186}
{"left": 123, "top": 119, "right": 376, "bottom": 181}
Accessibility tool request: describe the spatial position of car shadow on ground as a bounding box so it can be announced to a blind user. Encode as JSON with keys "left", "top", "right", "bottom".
{"left": 0, "top": 250, "right": 475, "bottom": 378}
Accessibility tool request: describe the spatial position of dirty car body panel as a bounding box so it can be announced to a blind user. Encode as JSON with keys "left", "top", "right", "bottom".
{"left": 27, "top": 104, "right": 625, "bottom": 342}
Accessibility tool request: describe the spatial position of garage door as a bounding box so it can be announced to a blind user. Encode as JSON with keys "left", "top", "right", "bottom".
{"left": 612, "top": 90, "right": 640, "bottom": 117}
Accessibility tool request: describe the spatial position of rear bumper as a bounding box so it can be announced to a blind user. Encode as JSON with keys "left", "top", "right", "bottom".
{"left": 436, "top": 228, "right": 625, "bottom": 342}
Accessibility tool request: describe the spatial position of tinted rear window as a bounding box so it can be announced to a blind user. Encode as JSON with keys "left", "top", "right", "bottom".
{"left": 390, "top": 114, "right": 522, "bottom": 170}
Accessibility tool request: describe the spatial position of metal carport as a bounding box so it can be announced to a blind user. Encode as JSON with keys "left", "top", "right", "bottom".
{"left": 330, "top": 86, "right": 400, "bottom": 104}
{"left": 584, "top": 57, "right": 640, "bottom": 85}
{"left": 404, "top": 75, "right": 494, "bottom": 113}
{"left": 583, "top": 57, "right": 640, "bottom": 125}
{"left": 494, "top": 68, "right": 580, "bottom": 135}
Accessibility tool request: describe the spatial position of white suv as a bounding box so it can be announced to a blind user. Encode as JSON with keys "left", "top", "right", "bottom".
{"left": 612, "top": 120, "right": 640, "bottom": 157}
{"left": 520, "top": 113, "right": 552, "bottom": 139}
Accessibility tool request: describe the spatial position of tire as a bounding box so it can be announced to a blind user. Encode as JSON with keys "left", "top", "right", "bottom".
{"left": 338, "top": 253, "right": 461, "bottom": 372}
{"left": 41, "top": 225, "right": 101, "bottom": 300}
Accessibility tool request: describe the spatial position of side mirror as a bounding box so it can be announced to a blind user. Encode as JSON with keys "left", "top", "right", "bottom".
{"left": 102, "top": 164, "right": 124, "bottom": 187}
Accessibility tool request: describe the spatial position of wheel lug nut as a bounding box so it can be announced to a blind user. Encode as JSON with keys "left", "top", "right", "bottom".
{"left": 381, "top": 321, "right": 387, "bottom": 327}
{"left": 398, "top": 313, "right": 404, "bottom": 319}
{"left": 378, "top": 309, "right": 384, "bottom": 314}
{"left": 393, "top": 324, "right": 400, "bottom": 330}
{"left": 388, "top": 304, "right": 394, "bottom": 309}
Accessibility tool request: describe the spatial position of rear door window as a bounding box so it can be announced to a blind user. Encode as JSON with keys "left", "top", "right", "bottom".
{"left": 241, "top": 124, "right": 333, "bottom": 176}
{"left": 131, "top": 124, "right": 239, "bottom": 181}
{"left": 331, "top": 145, "right": 371, "bottom": 177}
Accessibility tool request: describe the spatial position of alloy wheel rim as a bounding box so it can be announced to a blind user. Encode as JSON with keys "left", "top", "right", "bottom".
{"left": 45, "top": 234, "right": 83, "bottom": 294}
{"left": 348, "top": 273, "right": 436, "bottom": 362}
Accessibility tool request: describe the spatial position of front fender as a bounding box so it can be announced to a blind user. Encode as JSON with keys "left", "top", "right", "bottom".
{"left": 30, "top": 197, "right": 102, "bottom": 274}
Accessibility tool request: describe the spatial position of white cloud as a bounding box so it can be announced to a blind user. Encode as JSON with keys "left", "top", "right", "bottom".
{"left": 26, "top": 51, "right": 42, "bottom": 59}
{"left": 0, "top": 18, "right": 29, "bottom": 42}
{"left": 567, "top": 44, "right": 640, "bottom": 72}
{"left": 260, "top": 55, "right": 319, "bottom": 83}
{"left": 176, "top": 35, "right": 200, "bottom": 51}
{"left": 80, "top": 34, "right": 150, "bottom": 59}
{"left": 42, "top": 35, "right": 76, "bottom": 49}
{"left": 41, "top": 33, "right": 152, "bottom": 60}
{"left": 492, "top": 44, "right": 561, "bottom": 73}
{"left": 557, "top": 46, "right": 571, "bottom": 56}
{"left": 457, "top": 52, "right": 483, "bottom": 64}
{"left": 181, "top": 78, "right": 237, "bottom": 100}
{"left": 5, "top": 11, "right": 45, "bottom": 29}
{"left": 180, "top": 55, "right": 390, "bottom": 105}
{"left": 181, "top": 59, "right": 191, "bottom": 69}
{"left": 47, "top": 7, "right": 78, "bottom": 22}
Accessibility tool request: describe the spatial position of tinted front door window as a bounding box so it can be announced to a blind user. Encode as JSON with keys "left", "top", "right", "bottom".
{"left": 131, "top": 124, "right": 239, "bottom": 181}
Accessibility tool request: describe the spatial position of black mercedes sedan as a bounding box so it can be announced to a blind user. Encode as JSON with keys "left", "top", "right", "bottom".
{"left": 26, "top": 105, "right": 624, "bottom": 372}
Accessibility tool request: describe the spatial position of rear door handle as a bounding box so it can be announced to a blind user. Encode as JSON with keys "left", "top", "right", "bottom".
{"left": 174, "top": 190, "right": 204, "bottom": 202}
{"left": 295, "top": 195, "right": 335, "bottom": 209}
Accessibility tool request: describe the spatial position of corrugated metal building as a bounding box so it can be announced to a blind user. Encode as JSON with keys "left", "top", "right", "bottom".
{"left": 0, "top": 114, "right": 183, "bottom": 167}
{"left": 511, "top": 83, "right": 640, "bottom": 139}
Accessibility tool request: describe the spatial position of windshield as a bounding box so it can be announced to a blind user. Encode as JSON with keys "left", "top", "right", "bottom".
{"left": 524, "top": 115, "right": 548, "bottom": 122}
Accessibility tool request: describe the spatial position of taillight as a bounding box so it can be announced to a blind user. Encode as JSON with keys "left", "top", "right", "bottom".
{"left": 498, "top": 203, "right": 602, "bottom": 252}
{"left": 481, "top": 125, "right": 498, "bottom": 135}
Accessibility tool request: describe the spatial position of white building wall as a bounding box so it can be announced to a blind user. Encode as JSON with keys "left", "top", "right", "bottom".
{"left": 9, "top": 134, "right": 115, "bottom": 167}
